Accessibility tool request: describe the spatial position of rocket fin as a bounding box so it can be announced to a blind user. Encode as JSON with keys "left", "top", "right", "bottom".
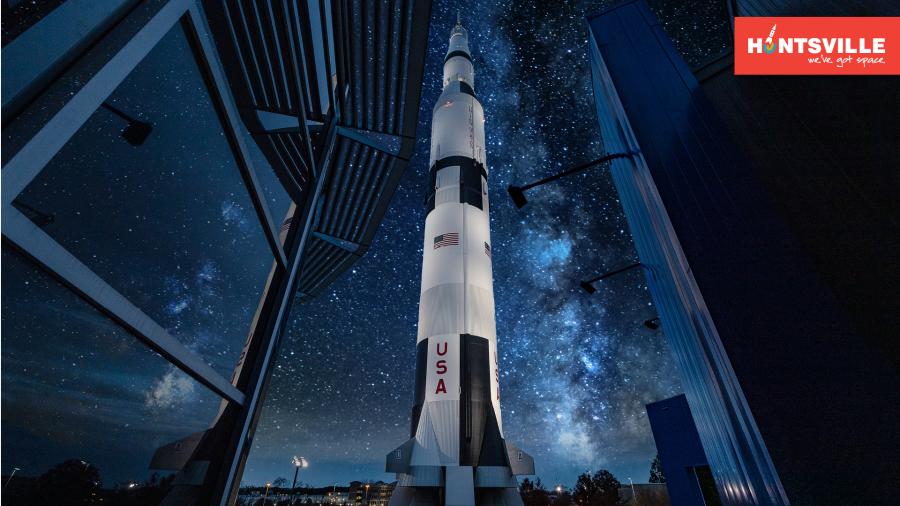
{"left": 149, "top": 430, "right": 207, "bottom": 471}
{"left": 504, "top": 440, "right": 535, "bottom": 475}
{"left": 386, "top": 438, "right": 415, "bottom": 473}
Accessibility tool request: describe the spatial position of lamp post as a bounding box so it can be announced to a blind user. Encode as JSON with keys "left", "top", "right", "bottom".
{"left": 4, "top": 467, "right": 20, "bottom": 488}
{"left": 507, "top": 152, "right": 633, "bottom": 208}
{"left": 100, "top": 102, "right": 153, "bottom": 146}
{"left": 579, "top": 262, "right": 648, "bottom": 294}
{"left": 364, "top": 482, "right": 371, "bottom": 505}
{"left": 263, "top": 482, "right": 272, "bottom": 506}
{"left": 291, "top": 456, "right": 308, "bottom": 504}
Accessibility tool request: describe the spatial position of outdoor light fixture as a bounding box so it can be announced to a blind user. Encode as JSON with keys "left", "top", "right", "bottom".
{"left": 263, "top": 482, "right": 272, "bottom": 506}
{"left": 291, "top": 455, "right": 309, "bottom": 499}
{"left": 580, "top": 262, "right": 644, "bottom": 293}
{"left": 101, "top": 102, "right": 153, "bottom": 146}
{"left": 507, "top": 151, "right": 633, "bottom": 208}
{"left": 11, "top": 200, "right": 54, "bottom": 228}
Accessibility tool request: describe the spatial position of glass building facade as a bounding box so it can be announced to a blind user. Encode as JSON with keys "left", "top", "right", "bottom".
{"left": 588, "top": 1, "right": 898, "bottom": 505}
{"left": 1, "top": 1, "right": 430, "bottom": 504}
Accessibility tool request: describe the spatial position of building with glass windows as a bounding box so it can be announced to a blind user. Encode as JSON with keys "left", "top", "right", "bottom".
{"left": 588, "top": 1, "right": 899, "bottom": 505}
{"left": 1, "top": 1, "right": 430, "bottom": 504}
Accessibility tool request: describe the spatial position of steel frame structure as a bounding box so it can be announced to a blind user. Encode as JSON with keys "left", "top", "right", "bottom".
{"left": 1, "top": 0, "right": 430, "bottom": 504}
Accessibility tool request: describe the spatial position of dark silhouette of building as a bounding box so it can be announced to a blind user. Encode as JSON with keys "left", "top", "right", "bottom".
{"left": 588, "top": 1, "right": 899, "bottom": 504}
{"left": 647, "top": 395, "right": 720, "bottom": 506}
{"left": 1, "top": 1, "right": 430, "bottom": 504}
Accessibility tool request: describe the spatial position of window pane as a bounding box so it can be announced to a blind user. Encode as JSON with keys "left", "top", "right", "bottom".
{"left": 1, "top": 249, "right": 223, "bottom": 501}
{"left": 1, "top": 0, "right": 66, "bottom": 46}
{"left": 16, "top": 23, "right": 274, "bottom": 377}
{"left": 239, "top": 127, "right": 293, "bottom": 221}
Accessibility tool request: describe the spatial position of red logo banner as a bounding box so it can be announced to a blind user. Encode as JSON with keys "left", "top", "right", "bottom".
{"left": 734, "top": 17, "right": 900, "bottom": 75}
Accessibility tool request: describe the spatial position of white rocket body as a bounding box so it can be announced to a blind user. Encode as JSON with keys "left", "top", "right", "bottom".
{"left": 386, "top": 19, "right": 533, "bottom": 506}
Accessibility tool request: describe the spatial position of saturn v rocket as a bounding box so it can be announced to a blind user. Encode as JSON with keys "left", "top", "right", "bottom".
{"left": 386, "top": 16, "right": 534, "bottom": 506}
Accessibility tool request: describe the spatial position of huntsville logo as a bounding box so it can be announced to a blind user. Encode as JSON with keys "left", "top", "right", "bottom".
{"left": 735, "top": 17, "right": 899, "bottom": 75}
{"left": 747, "top": 23, "right": 886, "bottom": 56}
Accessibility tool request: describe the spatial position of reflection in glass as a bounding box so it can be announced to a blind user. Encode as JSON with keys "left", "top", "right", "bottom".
{"left": 1, "top": 249, "right": 222, "bottom": 501}
{"left": 239, "top": 126, "right": 293, "bottom": 221}
{"left": 17, "top": 24, "right": 274, "bottom": 377}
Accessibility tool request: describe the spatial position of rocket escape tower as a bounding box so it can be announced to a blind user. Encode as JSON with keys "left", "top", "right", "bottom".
{"left": 386, "top": 15, "right": 534, "bottom": 506}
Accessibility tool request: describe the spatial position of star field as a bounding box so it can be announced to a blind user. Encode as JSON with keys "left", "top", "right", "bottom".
{"left": 243, "top": 0, "right": 729, "bottom": 488}
{"left": 0, "top": 0, "right": 730, "bottom": 491}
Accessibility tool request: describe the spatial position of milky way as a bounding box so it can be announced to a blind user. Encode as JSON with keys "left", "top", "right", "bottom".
{"left": 0, "top": 0, "right": 728, "bottom": 491}
{"left": 243, "top": 0, "right": 729, "bottom": 488}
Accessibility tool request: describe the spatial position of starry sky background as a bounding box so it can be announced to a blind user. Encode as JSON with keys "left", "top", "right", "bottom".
{"left": 1, "top": 0, "right": 729, "bottom": 491}
{"left": 242, "top": 0, "right": 728, "bottom": 488}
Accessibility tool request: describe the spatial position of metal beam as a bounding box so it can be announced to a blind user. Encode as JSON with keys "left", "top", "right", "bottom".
{"left": 1, "top": 0, "right": 139, "bottom": 124}
{"left": 1, "top": 207, "right": 245, "bottom": 405}
{"left": 284, "top": 0, "right": 321, "bottom": 177}
{"left": 312, "top": 231, "right": 362, "bottom": 254}
{"left": 1, "top": 0, "right": 190, "bottom": 208}
{"left": 182, "top": 10, "right": 288, "bottom": 269}
{"left": 253, "top": 109, "right": 324, "bottom": 134}
{"left": 335, "top": 125, "right": 407, "bottom": 159}
{"left": 218, "top": 109, "right": 340, "bottom": 506}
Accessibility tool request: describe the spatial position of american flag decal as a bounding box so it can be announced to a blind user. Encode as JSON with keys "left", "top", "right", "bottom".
{"left": 484, "top": 242, "right": 491, "bottom": 257}
{"left": 433, "top": 233, "right": 459, "bottom": 249}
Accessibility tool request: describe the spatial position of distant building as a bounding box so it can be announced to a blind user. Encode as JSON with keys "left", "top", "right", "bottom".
{"left": 647, "top": 395, "right": 718, "bottom": 506}
{"left": 588, "top": 1, "right": 899, "bottom": 505}
{"left": 348, "top": 481, "right": 395, "bottom": 506}
{"left": 325, "top": 490, "right": 350, "bottom": 505}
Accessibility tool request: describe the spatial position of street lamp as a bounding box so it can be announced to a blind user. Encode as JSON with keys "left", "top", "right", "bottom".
{"left": 4, "top": 467, "right": 20, "bottom": 488}
{"left": 365, "top": 483, "right": 371, "bottom": 505}
{"left": 507, "top": 152, "right": 633, "bottom": 208}
{"left": 263, "top": 482, "right": 272, "bottom": 506}
{"left": 628, "top": 477, "right": 638, "bottom": 505}
{"left": 579, "top": 262, "right": 647, "bottom": 294}
{"left": 291, "top": 456, "right": 309, "bottom": 504}
{"left": 100, "top": 102, "right": 153, "bottom": 146}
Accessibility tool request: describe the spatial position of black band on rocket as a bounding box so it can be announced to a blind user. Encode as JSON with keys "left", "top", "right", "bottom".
{"left": 444, "top": 50, "right": 472, "bottom": 64}
{"left": 424, "top": 156, "right": 487, "bottom": 213}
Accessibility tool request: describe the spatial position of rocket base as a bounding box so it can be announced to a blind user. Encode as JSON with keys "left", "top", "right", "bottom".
{"left": 388, "top": 472, "right": 524, "bottom": 506}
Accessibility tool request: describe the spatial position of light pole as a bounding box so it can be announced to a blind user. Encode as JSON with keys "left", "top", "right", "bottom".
{"left": 263, "top": 482, "right": 272, "bottom": 506}
{"left": 579, "top": 262, "right": 647, "bottom": 294}
{"left": 100, "top": 102, "right": 153, "bottom": 146}
{"left": 364, "top": 482, "right": 371, "bottom": 505}
{"left": 628, "top": 477, "right": 638, "bottom": 505}
{"left": 4, "top": 467, "right": 20, "bottom": 488}
{"left": 507, "top": 152, "right": 633, "bottom": 208}
{"left": 291, "top": 456, "right": 309, "bottom": 504}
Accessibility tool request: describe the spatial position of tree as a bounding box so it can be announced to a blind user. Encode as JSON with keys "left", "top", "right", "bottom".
{"left": 33, "top": 459, "right": 102, "bottom": 505}
{"left": 520, "top": 478, "right": 536, "bottom": 495}
{"left": 572, "top": 470, "right": 626, "bottom": 506}
{"left": 521, "top": 478, "right": 550, "bottom": 506}
{"left": 552, "top": 490, "right": 573, "bottom": 506}
{"left": 272, "top": 477, "right": 289, "bottom": 489}
{"left": 649, "top": 454, "right": 666, "bottom": 484}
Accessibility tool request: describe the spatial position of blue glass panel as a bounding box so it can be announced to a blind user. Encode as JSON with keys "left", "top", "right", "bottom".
{"left": 1, "top": 249, "right": 222, "bottom": 500}
{"left": 16, "top": 24, "right": 275, "bottom": 377}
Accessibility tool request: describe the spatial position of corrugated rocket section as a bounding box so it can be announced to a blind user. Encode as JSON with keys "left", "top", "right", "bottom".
{"left": 386, "top": 16, "right": 534, "bottom": 506}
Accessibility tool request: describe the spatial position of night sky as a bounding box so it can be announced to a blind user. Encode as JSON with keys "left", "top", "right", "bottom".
{"left": 242, "top": 0, "right": 728, "bottom": 488}
{"left": 2, "top": 0, "right": 729, "bottom": 492}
